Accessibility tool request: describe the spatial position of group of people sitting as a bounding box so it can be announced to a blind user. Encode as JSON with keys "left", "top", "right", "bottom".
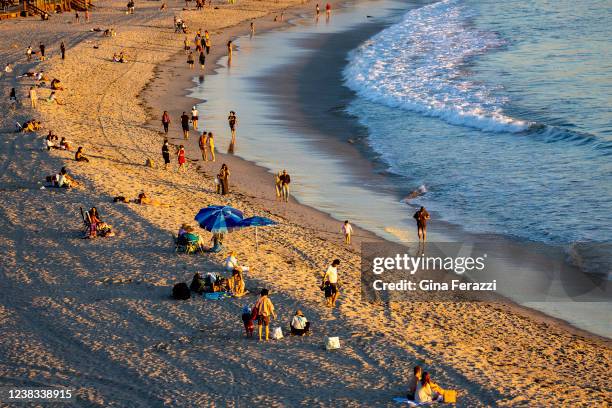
{"left": 43, "top": 132, "right": 71, "bottom": 151}
{"left": 85, "top": 207, "right": 115, "bottom": 238}
{"left": 112, "top": 52, "right": 128, "bottom": 63}
{"left": 46, "top": 167, "right": 79, "bottom": 188}
{"left": 406, "top": 365, "right": 448, "bottom": 403}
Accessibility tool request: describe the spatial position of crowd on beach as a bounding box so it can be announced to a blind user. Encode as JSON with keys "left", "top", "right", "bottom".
{"left": 3, "top": 3, "right": 445, "bottom": 403}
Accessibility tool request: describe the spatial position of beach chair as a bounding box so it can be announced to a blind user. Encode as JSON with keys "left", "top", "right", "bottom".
{"left": 174, "top": 234, "right": 203, "bottom": 255}
{"left": 79, "top": 207, "right": 93, "bottom": 238}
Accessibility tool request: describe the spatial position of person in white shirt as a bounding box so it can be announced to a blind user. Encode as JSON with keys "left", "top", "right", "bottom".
{"left": 322, "top": 259, "right": 340, "bottom": 307}
{"left": 290, "top": 310, "right": 310, "bottom": 336}
{"left": 191, "top": 106, "right": 199, "bottom": 130}
{"left": 342, "top": 220, "right": 353, "bottom": 245}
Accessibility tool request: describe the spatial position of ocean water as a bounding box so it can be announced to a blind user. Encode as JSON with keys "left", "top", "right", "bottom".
{"left": 344, "top": 0, "right": 612, "bottom": 245}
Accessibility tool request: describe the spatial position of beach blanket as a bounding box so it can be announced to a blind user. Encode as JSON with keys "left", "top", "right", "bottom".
{"left": 203, "top": 292, "right": 231, "bottom": 300}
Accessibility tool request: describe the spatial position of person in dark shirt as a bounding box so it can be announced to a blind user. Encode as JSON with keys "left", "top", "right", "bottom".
{"left": 180, "top": 112, "right": 190, "bottom": 139}
{"left": 413, "top": 206, "right": 430, "bottom": 241}
{"left": 162, "top": 139, "right": 171, "bottom": 170}
{"left": 279, "top": 169, "right": 291, "bottom": 202}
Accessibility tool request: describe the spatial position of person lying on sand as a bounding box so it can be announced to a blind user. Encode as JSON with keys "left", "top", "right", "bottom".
{"left": 135, "top": 191, "right": 168, "bottom": 206}
{"left": 290, "top": 310, "right": 310, "bottom": 336}
{"left": 75, "top": 146, "right": 90, "bottom": 162}
{"left": 21, "top": 120, "right": 42, "bottom": 133}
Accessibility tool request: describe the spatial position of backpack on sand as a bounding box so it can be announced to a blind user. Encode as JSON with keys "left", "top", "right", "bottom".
{"left": 172, "top": 282, "right": 191, "bottom": 300}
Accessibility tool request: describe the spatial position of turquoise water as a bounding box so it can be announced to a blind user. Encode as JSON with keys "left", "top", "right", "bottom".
{"left": 345, "top": 0, "right": 612, "bottom": 244}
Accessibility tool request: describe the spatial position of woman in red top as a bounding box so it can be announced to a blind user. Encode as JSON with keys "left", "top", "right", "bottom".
{"left": 177, "top": 145, "right": 186, "bottom": 171}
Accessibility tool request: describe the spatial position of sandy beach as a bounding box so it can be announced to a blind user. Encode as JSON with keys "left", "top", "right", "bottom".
{"left": 0, "top": 0, "right": 610, "bottom": 406}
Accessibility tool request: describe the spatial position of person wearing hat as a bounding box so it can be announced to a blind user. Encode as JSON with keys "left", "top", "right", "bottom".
{"left": 290, "top": 310, "right": 310, "bottom": 336}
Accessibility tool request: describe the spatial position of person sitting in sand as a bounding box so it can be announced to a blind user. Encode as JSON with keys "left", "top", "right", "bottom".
{"left": 46, "top": 91, "right": 64, "bottom": 105}
{"left": 50, "top": 79, "right": 64, "bottom": 90}
{"left": 44, "top": 134, "right": 56, "bottom": 150}
{"left": 406, "top": 365, "right": 422, "bottom": 400}
{"left": 179, "top": 225, "right": 205, "bottom": 250}
{"left": 59, "top": 137, "right": 71, "bottom": 151}
{"left": 241, "top": 305, "right": 255, "bottom": 337}
{"left": 57, "top": 167, "right": 78, "bottom": 188}
{"left": 177, "top": 223, "right": 190, "bottom": 237}
{"left": 415, "top": 372, "right": 445, "bottom": 403}
{"left": 189, "top": 272, "right": 206, "bottom": 293}
{"left": 224, "top": 251, "right": 249, "bottom": 273}
{"left": 290, "top": 310, "right": 310, "bottom": 336}
{"left": 75, "top": 146, "right": 90, "bottom": 162}
{"left": 87, "top": 207, "right": 115, "bottom": 238}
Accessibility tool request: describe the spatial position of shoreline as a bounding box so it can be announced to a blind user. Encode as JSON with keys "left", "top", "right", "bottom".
{"left": 156, "top": 0, "right": 612, "bottom": 341}
{"left": 0, "top": 0, "right": 610, "bottom": 405}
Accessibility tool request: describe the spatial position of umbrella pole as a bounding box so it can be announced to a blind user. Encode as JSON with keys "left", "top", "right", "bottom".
{"left": 255, "top": 227, "right": 258, "bottom": 252}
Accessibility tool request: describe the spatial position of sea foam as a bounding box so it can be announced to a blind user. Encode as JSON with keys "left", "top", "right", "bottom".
{"left": 343, "top": 0, "right": 529, "bottom": 133}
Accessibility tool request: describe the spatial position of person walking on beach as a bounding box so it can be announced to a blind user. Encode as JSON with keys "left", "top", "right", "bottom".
{"left": 274, "top": 171, "right": 282, "bottom": 201}
{"left": 187, "top": 51, "right": 195, "bottom": 69}
{"left": 26, "top": 45, "right": 32, "bottom": 61}
{"left": 60, "top": 42, "right": 66, "bottom": 60}
{"left": 199, "top": 51, "right": 206, "bottom": 69}
{"left": 413, "top": 206, "right": 430, "bottom": 241}
{"left": 184, "top": 36, "right": 190, "bottom": 52}
{"left": 162, "top": 139, "right": 171, "bottom": 170}
{"left": 342, "top": 220, "right": 353, "bottom": 245}
{"left": 29, "top": 86, "right": 37, "bottom": 108}
{"left": 75, "top": 11, "right": 80, "bottom": 23}
{"left": 207, "top": 132, "right": 215, "bottom": 161}
{"left": 279, "top": 169, "right": 290, "bottom": 202}
{"left": 228, "top": 110, "right": 237, "bottom": 144}
{"left": 325, "top": 2, "right": 331, "bottom": 17}
{"left": 322, "top": 259, "right": 340, "bottom": 307}
{"left": 254, "top": 288, "right": 277, "bottom": 341}
{"left": 161, "top": 110, "right": 171, "bottom": 134}
{"left": 191, "top": 106, "right": 199, "bottom": 130}
{"left": 227, "top": 40, "right": 233, "bottom": 61}
{"left": 39, "top": 43, "right": 45, "bottom": 61}
{"left": 219, "top": 163, "right": 230, "bottom": 194}
{"left": 250, "top": 22, "right": 255, "bottom": 36}
{"left": 180, "top": 111, "right": 190, "bottom": 139}
{"left": 177, "top": 145, "right": 186, "bottom": 171}
{"left": 315, "top": 3, "right": 320, "bottom": 16}
{"left": 198, "top": 131, "right": 208, "bottom": 161}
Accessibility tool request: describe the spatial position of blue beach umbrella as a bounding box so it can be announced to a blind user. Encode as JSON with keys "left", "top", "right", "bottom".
{"left": 236, "top": 216, "right": 277, "bottom": 250}
{"left": 194, "top": 205, "right": 244, "bottom": 233}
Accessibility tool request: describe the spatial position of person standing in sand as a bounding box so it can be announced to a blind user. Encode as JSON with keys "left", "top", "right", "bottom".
{"left": 198, "top": 131, "right": 208, "bottom": 161}
{"left": 322, "top": 259, "right": 340, "bottom": 307}
{"left": 228, "top": 110, "right": 237, "bottom": 144}
{"left": 60, "top": 42, "right": 66, "bottom": 60}
{"left": 204, "top": 30, "right": 211, "bottom": 54}
{"left": 254, "top": 288, "right": 277, "bottom": 341}
{"left": 342, "top": 220, "right": 353, "bottom": 245}
{"left": 279, "top": 169, "right": 290, "bottom": 202}
{"left": 39, "top": 43, "right": 45, "bottom": 61}
{"left": 161, "top": 110, "right": 171, "bottom": 135}
{"left": 187, "top": 51, "right": 195, "bottom": 68}
{"left": 413, "top": 206, "right": 430, "bottom": 241}
{"left": 274, "top": 171, "right": 282, "bottom": 201}
{"left": 180, "top": 111, "right": 190, "bottom": 139}
{"left": 26, "top": 45, "right": 32, "bottom": 61}
{"left": 219, "top": 163, "right": 230, "bottom": 194}
{"left": 227, "top": 40, "right": 233, "bottom": 66}
{"left": 191, "top": 106, "right": 199, "bottom": 130}
{"left": 207, "top": 132, "right": 215, "bottom": 161}
{"left": 162, "top": 139, "right": 171, "bottom": 169}
{"left": 177, "top": 145, "right": 186, "bottom": 171}
{"left": 29, "top": 87, "right": 37, "bottom": 108}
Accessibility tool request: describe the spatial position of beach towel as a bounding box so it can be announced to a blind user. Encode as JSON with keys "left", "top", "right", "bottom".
{"left": 325, "top": 336, "right": 340, "bottom": 350}
{"left": 272, "top": 327, "right": 283, "bottom": 340}
{"left": 204, "top": 291, "right": 231, "bottom": 300}
{"left": 392, "top": 397, "right": 430, "bottom": 406}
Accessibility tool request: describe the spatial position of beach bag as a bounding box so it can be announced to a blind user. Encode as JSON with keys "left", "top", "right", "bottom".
{"left": 272, "top": 327, "right": 283, "bottom": 340}
{"left": 172, "top": 282, "right": 190, "bottom": 300}
{"left": 443, "top": 390, "right": 457, "bottom": 403}
{"left": 325, "top": 336, "right": 340, "bottom": 350}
